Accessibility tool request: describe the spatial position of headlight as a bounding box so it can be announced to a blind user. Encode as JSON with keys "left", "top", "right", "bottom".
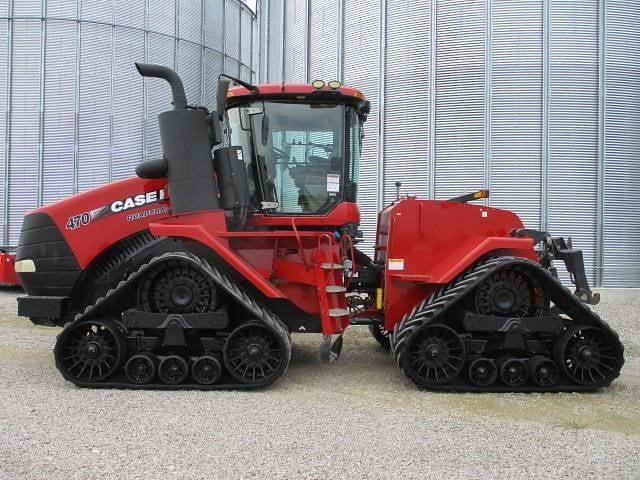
{"left": 14, "top": 259, "right": 36, "bottom": 273}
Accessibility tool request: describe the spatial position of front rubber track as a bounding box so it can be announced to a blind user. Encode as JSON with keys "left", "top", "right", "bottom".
{"left": 56, "top": 251, "right": 292, "bottom": 390}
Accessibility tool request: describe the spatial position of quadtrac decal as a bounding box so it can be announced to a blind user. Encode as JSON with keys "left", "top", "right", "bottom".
{"left": 126, "top": 206, "right": 170, "bottom": 222}
{"left": 65, "top": 189, "right": 168, "bottom": 230}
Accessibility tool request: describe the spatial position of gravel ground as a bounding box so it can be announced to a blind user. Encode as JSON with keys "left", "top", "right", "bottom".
{"left": 0, "top": 288, "right": 638, "bottom": 480}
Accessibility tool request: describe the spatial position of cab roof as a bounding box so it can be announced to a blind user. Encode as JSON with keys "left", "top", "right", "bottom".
{"left": 227, "top": 82, "right": 367, "bottom": 107}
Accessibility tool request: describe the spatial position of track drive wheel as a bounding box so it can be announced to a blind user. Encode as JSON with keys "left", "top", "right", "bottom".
{"left": 474, "top": 267, "right": 544, "bottom": 317}
{"left": 223, "top": 321, "right": 288, "bottom": 385}
{"left": 369, "top": 323, "right": 391, "bottom": 351}
{"left": 554, "top": 325, "right": 623, "bottom": 388}
{"left": 138, "top": 260, "right": 217, "bottom": 313}
{"left": 55, "top": 318, "right": 125, "bottom": 383}
{"left": 402, "top": 324, "right": 466, "bottom": 387}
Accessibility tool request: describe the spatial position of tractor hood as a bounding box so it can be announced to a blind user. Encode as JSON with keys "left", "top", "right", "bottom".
{"left": 19, "top": 176, "right": 170, "bottom": 271}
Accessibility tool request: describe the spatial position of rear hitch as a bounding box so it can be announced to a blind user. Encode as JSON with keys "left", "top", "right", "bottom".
{"left": 550, "top": 237, "right": 600, "bottom": 305}
{"left": 512, "top": 229, "right": 600, "bottom": 305}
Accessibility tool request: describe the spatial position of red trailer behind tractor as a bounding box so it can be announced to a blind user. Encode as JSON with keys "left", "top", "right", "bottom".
{"left": 14, "top": 64, "right": 623, "bottom": 392}
{"left": 0, "top": 249, "right": 19, "bottom": 287}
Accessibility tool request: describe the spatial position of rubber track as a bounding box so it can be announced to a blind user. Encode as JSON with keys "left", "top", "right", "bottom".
{"left": 61, "top": 251, "right": 291, "bottom": 390}
{"left": 390, "top": 256, "right": 624, "bottom": 392}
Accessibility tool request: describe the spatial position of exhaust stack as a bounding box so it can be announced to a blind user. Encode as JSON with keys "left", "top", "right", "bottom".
{"left": 135, "top": 62, "right": 220, "bottom": 215}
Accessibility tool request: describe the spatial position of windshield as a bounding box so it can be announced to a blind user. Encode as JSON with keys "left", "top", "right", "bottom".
{"left": 227, "top": 101, "right": 360, "bottom": 215}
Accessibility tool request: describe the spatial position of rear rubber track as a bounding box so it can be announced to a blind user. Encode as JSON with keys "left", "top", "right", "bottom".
{"left": 390, "top": 256, "right": 624, "bottom": 392}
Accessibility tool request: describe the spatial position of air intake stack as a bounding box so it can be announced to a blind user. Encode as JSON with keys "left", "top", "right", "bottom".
{"left": 134, "top": 63, "right": 220, "bottom": 215}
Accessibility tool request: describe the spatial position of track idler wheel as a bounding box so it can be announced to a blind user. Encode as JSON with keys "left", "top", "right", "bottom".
{"left": 158, "top": 355, "right": 189, "bottom": 385}
{"left": 191, "top": 356, "right": 223, "bottom": 385}
{"left": 529, "top": 356, "right": 559, "bottom": 387}
{"left": 125, "top": 352, "right": 157, "bottom": 384}
{"left": 55, "top": 318, "right": 125, "bottom": 383}
{"left": 468, "top": 357, "right": 498, "bottom": 387}
{"left": 403, "top": 324, "right": 466, "bottom": 387}
{"left": 223, "top": 321, "right": 288, "bottom": 385}
{"left": 499, "top": 358, "right": 529, "bottom": 387}
{"left": 554, "top": 324, "right": 624, "bottom": 387}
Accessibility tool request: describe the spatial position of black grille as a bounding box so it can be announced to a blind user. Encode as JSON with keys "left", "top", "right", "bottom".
{"left": 16, "top": 212, "right": 81, "bottom": 296}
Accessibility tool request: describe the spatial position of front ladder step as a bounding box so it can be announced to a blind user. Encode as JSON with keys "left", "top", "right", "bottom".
{"left": 326, "top": 285, "right": 347, "bottom": 293}
{"left": 329, "top": 308, "right": 350, "bottom": 317}
{"left": 321, "top": 263, "right": 344, "bottom": 270}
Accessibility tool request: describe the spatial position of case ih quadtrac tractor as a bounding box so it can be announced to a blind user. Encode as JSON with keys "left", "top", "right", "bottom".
{"left": 15, "top": 64, "right": 623, "bottom": 392}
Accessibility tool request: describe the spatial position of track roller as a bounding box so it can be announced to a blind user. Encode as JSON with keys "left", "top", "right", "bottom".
{"left": 529, "top": 356, "right": 559, "bottom": 387}
{"left": 191, "top": 356, "right": 223, "bottom": 385}
{"left": 125, "top": 352, "right": 157, "bottom": 384}
{"left": 468, "top": 357, "right": 498, "bottom": 387}
{"left": 158, "top": 355, "right": 189, "bottom": 385}
{"left": 55, "top": 318, "right": 125, "bottom": 383}
{"left": 499, "top": 358, "right": 529, "bottom": 387}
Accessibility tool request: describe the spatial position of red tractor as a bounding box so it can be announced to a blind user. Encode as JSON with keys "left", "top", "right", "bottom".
{"left": 15, "top": 64, "right": 623, "bottom": 391}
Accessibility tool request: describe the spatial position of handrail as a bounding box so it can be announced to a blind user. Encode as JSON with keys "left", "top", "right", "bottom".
{"left": 291, "top": 218, "right": 310, "bottom": 271}
{"left": 317, "top": 233, "right": 334, "bottom": 271}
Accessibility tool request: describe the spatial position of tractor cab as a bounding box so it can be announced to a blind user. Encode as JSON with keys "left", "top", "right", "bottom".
{"left": 220, "top": 81, "right": 369, "bottom": 224}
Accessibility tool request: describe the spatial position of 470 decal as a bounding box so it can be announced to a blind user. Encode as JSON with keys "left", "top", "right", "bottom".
{"left": 65, "top": 212, "right": 92, "bottom": 230}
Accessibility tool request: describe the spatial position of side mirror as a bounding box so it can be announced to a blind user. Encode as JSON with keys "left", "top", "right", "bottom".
{"left": 207, "top": 112, "right": 222, "bottom": 146}
{"left": 217, "top": 78, "right": 231, "bottom": 121}
{"left": 361, "top": 100, "right": 371, "bottom": 122}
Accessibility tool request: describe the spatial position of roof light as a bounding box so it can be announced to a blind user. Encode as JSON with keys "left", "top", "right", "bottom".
{"left": 311, "top": 79, "right": 325, "bottom": 89}
{"left": 328, "top": 80, "right": 342, "bottom": 89}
